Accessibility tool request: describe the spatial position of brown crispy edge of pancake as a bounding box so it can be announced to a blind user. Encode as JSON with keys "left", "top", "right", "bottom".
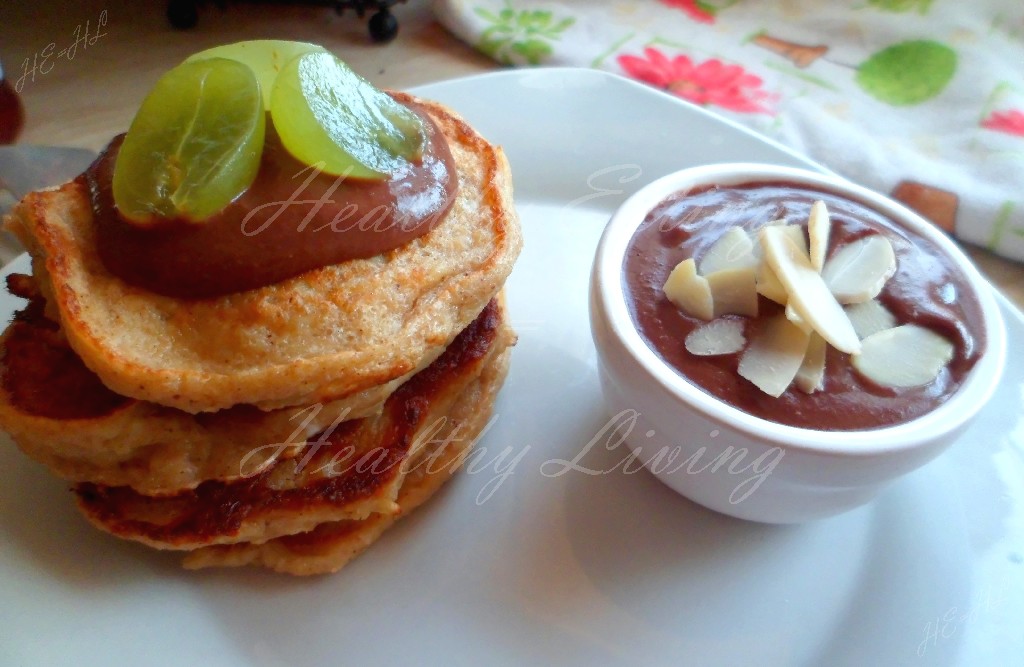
{"left": 182, "top": 344, "right": 510, "bottom": 575}
{"left": 5, "top": 95, "right": 521, "bottom": 414}
{"left": 73, "top": 299, "right": 513, "bottom": 550}
{"left": 0, "top": 281, "right": 497, "bottom": 496}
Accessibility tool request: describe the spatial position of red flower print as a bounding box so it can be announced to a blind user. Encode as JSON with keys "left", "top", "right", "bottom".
{"left": 982, "top": 109, "right": 1024, "bottom": 137}
{"left": 660, "top": 0, "right": 715, "bottom": 24}
{"left": 618, "top": 47, "right": 776, "bottom": 114}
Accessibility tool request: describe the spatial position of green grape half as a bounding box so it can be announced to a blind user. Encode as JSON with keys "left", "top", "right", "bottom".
{"left": 270, "top": 51, "right": 426, "bottom": 179}
{"left": 185, "top": 39, "right": 327, "bottom": 107}
{"left": 112, "top": 58, "right": 266, "bottom": 224}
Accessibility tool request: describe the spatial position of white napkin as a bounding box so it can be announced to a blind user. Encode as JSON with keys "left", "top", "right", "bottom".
{"left": 434, "top": 0, "right": 1024, "bottom": 263}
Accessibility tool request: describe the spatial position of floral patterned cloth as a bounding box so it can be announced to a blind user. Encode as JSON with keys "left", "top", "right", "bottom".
{"left": 433, "top": 0, "right": 1024, "bottom": 263}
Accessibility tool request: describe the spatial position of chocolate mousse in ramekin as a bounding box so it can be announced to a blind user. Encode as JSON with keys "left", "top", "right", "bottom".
{"left": 590, "top": 163, "right": 1006, "bottom": 523}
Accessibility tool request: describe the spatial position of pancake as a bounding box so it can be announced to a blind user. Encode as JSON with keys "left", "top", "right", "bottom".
{"left": 183, "top": 344, "right": 508, "bottom": 575}
{"left": 75, "top": 299, "right": 514, "bottom": 551}
{"left": 0, "top": 274, "right": 451, "bottom": 496}
{"left": 5, "top": 94, "right": 522, "bottom": 413}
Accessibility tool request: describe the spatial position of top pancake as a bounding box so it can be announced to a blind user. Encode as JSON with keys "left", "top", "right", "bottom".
{"left": 5, "top": 94, "right": 521, "bottom": 413}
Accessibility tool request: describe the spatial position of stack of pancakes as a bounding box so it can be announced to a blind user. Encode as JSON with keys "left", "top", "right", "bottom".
{"left": 0, "top": 97, "right": 522, "bottom": 575}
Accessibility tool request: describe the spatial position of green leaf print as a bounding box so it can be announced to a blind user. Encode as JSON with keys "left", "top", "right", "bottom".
{"left": 866, "top": 0, "right": 934, "bottom": 14}
{"left": 512, "top": 39, "right": 552, "bottom": 63}
{"left": 856, "top": 41, "right": 956, "bottom": 106}
{"left": 474, "top": 7, "right": 500, "bottom": 23}
{"left": 695, "top": 0, "right": 741, "bottom": 15}
{"left": 987, "top": 201, "right": 1017, "bottom": 252}
{"left": 473, "top": 4, "right": 576, "bottom": 66}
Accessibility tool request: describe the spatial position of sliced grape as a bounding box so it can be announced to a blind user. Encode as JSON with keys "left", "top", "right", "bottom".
{"left": 270, "top": 51, "right": 426, "bottom": 179}
{"left": 112, "top": 58, "right": 265, "bottom": 224}
{"left": 186, "top": 40, "right": 326, "bottom": 106}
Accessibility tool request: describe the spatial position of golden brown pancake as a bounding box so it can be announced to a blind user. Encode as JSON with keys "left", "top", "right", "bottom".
{"left": 183, "top": 346, "right": 508, "bottom": 575}
{"left": 0, "top": 274, "right": 453, "bottom": 496}
{"left": 5, "top": 95, "right": 522, "bottom": 413}
{"left": 75, "top": 299, "right": 513, "bottom": 551}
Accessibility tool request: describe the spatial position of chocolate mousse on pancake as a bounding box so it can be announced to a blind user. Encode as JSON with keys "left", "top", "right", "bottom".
{"left": 0, "top": 42, "right": 521, "bottom": 575}
{"left": 9, "top": 93, "right": 519, "bottom": 413}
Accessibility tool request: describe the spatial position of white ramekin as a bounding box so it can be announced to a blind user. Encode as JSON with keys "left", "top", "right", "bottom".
{"left": 589, "top": 163, "right": 1007, "bottom": 523}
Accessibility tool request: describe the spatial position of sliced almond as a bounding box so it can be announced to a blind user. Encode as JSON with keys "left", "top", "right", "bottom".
{"left": 738, "top": 315, "right": 811, "bottom": 397}
{"left": 822, "top": 235, "right": 897, "bottom": 304}
{"left": 685, "top": 318, "right": 746, "bottom": 356}
{"left": 779, "top": 224, "right": 809, "bottom": 256}
{"left": 756, "top": 262, "right": 789, "bottom": 305}
{"left": 750, "top": 218, "right": 788, "bottom": 259}
{"left": 698, "top": 226, "right": 758, "bottom": 274}
{"left": 785, "top": 302, "right": 813, "bottom": 334}
{"left": 794, "top": 333, "right": 828, "bottom": 394}
{"left": 664, "top": 258, "right": 714, "bottom": 321}
{"left": 845, "top": 299, "right": 897, "bottom": 339}
{"left": 808, "top": 200, "right": 831, "bottom": 272}
{"left": 761, "top": 225, "right": 861, "bottom": 354}
{"left": 754, "top": 223, "right": 806, "bottom": 305}
{"left": 707, "top": 266, "right": 759, "bottom": 318}
{"left": 851, "top": 324, "right": 954, "bottom": 388}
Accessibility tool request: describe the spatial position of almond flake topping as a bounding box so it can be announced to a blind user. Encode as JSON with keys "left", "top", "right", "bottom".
{"left": 822, "top": 235, "right": 897, "bottom": 304}
{"left": 851, "top": 324, "right": 954, "bottom": 388}
{"left": 685, "top": 318, "right": 746, "bottom": 356}
{"left": 661, "top": 199, "right": 954, "bottom": 398}
{"left": 761, "top": 225, "right": 861, "bottom": 354}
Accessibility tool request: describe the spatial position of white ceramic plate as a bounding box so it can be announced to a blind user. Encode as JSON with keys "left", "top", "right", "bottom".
{"left": 1, "top": 69, "right": 1021, "bottom": 666}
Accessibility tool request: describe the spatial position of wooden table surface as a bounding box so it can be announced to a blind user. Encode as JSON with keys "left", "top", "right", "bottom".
{"left": 2, "top": 0, "right": 1021, "bottom": 312}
